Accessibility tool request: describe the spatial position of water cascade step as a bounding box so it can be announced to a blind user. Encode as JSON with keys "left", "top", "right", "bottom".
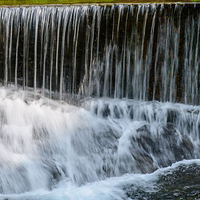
{"left": 0, "top": 4, "right": 200, "bottom": 199}
{"left": 0, "top": 4, "right": 200, "bottom": 104}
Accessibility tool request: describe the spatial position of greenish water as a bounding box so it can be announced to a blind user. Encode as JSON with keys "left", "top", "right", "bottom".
{"left": 0, "top": 0, "right": 200, "bottom": 5}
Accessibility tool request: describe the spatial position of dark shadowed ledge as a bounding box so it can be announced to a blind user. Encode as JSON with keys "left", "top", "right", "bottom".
{"left": 0, "top": 0, "right": 200, "bottom": 6}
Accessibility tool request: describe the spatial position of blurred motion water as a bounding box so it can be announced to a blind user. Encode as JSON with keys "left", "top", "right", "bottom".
{"left": 0, "top": 4, "right": 199, "bottom": 200}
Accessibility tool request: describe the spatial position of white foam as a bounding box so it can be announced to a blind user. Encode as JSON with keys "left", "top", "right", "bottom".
{"left": 0, "top": 88, "right": 200, "bottom": 195}
{"left": 1, "top": 159, "right": 200, "bottom": 200}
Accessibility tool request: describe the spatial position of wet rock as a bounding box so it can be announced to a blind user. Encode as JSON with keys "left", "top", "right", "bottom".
{"left": 124, "top": 163, "right": 200, "bottom": 200}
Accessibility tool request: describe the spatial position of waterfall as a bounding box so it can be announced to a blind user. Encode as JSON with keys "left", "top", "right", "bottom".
{"left": 0, "top": 4, "right": 200, "bottom": 199}
{"left": 0, "top": 4, "right": 199, "bottom": 104}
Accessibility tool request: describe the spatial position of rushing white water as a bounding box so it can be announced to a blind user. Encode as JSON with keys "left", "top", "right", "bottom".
{"left": 0, "top": 87, "right": 199, "bottom": 197}
{"left": 0, "top": 3, "right": 200, "bottom": 199}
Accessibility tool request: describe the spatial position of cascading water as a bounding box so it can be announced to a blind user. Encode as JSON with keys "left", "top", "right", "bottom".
{"left": 0, "top": 3, "right": 200, "bottom": 200}
{"left": 0, "top": 4, "right": 200, "bottom": 103}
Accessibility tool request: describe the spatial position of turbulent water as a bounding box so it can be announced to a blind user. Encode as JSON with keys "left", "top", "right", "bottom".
{"left": 0, "top": 3, "right": 200, "bottom": 200}
{"left": 0, "top": 88, "right": 200, "bottom": 199}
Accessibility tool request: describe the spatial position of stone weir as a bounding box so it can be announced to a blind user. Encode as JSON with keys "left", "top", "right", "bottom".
{"left": 0, "top": 4, "right": 199, "bottom": 104}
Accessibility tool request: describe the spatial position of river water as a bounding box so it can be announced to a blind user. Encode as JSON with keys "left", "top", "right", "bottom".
{"left": 0, "top": 4, "right": 200, "bottom": 200}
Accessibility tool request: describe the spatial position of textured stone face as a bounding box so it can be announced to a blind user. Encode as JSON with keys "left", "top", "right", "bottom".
{"left": 124, "top": 163, "right": 200, "bottom": 199}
